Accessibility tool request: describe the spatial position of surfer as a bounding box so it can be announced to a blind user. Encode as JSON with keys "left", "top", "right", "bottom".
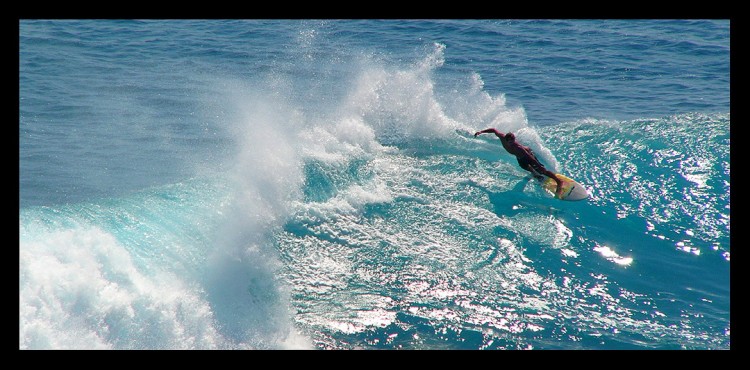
{"left": 474, "top": 128, "right": 564, "bottom": 198}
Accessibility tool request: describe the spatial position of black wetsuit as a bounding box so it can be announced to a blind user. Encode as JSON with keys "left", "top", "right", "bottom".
{"left": 516, "top": 154, "right": 546, "bottom": 181}
{"left": 474, "top": 128, "right": 563, "bottom": 191}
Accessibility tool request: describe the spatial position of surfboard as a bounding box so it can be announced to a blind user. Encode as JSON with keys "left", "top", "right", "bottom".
{"left": 540, "top": 173, "right": 589, "bottom": 201}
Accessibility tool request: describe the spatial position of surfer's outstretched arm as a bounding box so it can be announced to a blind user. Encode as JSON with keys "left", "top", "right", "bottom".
{"left": 474, "top": 128, "right": 505, "bottom": 139}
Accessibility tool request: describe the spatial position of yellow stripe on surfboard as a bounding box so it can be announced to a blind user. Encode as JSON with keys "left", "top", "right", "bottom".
{"left": 542, "top": 174, "right": 588, "bottom": 201}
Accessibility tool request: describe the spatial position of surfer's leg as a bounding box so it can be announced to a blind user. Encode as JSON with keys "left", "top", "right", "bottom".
{"left": 519, "top": 158, "right": 545, "bottom": 181}
{"left": 537, "top": 167, "right": 558, "bottom": 183}
{"left": 531, "top": 162, "right": 565, "bottom": 196}
{"left": 530, "top": 168, "right": 545, "bottom": 181}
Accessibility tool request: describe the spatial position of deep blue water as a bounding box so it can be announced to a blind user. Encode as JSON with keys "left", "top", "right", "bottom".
{"left": 19, "top": 20, "right": 729, "bottom": 350}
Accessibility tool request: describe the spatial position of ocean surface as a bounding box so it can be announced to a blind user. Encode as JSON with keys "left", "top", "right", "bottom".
{"left": 19, "top": 19, "right": 730, "bottom": 350}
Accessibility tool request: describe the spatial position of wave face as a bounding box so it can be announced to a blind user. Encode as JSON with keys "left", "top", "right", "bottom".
{"left": 19, "top": 179, "right": 309, "bottom": 349}
{"left": 20, "top": 20, "right": 729, "bottom": 349}
{"left": 276, "top": 112, "right": 729, "bottom": 350}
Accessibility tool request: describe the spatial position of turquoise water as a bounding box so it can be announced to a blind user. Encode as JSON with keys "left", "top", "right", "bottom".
{"left": 19, "top": 20, "right": 730, "bottom": 349}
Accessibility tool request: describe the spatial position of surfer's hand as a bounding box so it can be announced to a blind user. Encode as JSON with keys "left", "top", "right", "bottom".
{"left": 474, "top": 131, "right": 480, "bottom": 137}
